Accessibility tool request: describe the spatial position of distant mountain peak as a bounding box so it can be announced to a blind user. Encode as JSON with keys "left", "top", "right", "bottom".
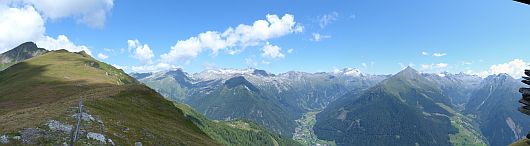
{"left": 395, "top": 66, "right": 420, "bottom": 78}
{"left": 252, "top": 69, "right": 274, "bottom": 77}
{"left": 224, "top": 76, "right": 259, "bottom": 92}
{"left": 483, "top": 73, "right": 516, "bottom": 84}
{"left": 1, "top": 41, "right": 47, "bottom": 70}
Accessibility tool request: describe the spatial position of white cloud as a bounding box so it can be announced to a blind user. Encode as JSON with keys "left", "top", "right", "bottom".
{"left": 0, "top": 5, "right": 44, "bottom": 53}
{"left": 261, "top": 42, "right": 285, "bottom": 59}
{"left": 0, "top": 3, "right": 94, "bottom": 54}
{"left": 127, "top": 39, "right": 154, "bottom": 64}
{"left": 419, "top": 63, "right": 449, "bottom": 71}
{"left": 36, "top": 35, "right": 92, "bottom": 55}
{"left": 97, "top": 53, "right": 108, "bottom": 59}
{"left": 310, "top": 33, "right": 331, "bottom": 42}
{"left": 131, "top": 63, "right": 180, "bottom": 73}
{"left": 318, "top": 12, "right": 339, "bottom": 28}
{"left": 19, "top": 0, "right": 114, "bottom": 28}
{"left": 489, "top": 59, "right": 529, "bottom": 78}
{"left": 161, "top": 14, "right": 302, "bottom": 63}
{"left": 421, "top": 51, "right": 429, "bottom": 56}
{"left": 433, "top": 52, "right": 447, "bottom": 57}
{"left": 459, "top": 59, "right": 529, "bottom": 78}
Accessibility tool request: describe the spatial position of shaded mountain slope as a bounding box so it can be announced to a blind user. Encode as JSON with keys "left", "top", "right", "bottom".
{"left": 185, "top": 76, "right": 298, "bottom": 137}
{"left": 465, "top": 74, "right": 530, "bottom": 146}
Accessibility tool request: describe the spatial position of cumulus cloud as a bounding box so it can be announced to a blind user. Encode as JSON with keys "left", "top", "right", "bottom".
{"left": 318, "top": 12, "right": 339, "bottom": 28}
{"left": 261, "top": 42, "right": 285, "bottom": 59}
{"left": 97, "top": 53, "right": 108, "bottom": 59}
{"left": 0, "top": 5, "right": 44, "bottom": 52}
{"left": 465, "top": 59, "right": 529, "bottom": 78}
{"left": 488, "top": 59, "right": 529, "bottom": 78}
{"left": 36, "top": 35, "right": 92, "bottom": 55}
{"left": 128, "top": 39, "right": 154, "bottom": 64}
{"left": 433, "top": 52, "right": 447, "bottom": 57}
{"left": 0, "top": 2, "right": 99, "bottom": 54}
{"left": 19, "top": 0, "right": 114, "bottom": 28}
{"left": 310, "top": 33, "right": 331, "bottom": 42}
{"left": 161, "top": 14, "right": 302, "bottom": 63}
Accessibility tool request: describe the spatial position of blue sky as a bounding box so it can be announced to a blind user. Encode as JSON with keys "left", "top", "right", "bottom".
{"left": 2, "top": 0, "right": 530, "bottom": 77}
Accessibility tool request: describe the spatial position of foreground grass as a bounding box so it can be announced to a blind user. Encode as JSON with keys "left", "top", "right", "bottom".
{"left": 0, "top": 50, "right": 218, "bottom": 145}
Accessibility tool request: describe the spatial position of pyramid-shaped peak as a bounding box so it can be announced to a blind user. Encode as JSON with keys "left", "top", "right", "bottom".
{"left": 396, "top": 66, "right": 419, "bottom": 76}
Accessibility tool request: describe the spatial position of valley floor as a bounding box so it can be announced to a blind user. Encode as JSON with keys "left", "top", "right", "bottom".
{"left": 438, "top": 103, "right": 488, "bottom": 146}
{"left": 293, "top": 111, "right": 336, "bottom": 146}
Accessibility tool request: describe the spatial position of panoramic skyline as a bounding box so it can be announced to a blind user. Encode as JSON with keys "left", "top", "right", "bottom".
{"left": 1, "top": 0, "right": 530, "bottom": 77}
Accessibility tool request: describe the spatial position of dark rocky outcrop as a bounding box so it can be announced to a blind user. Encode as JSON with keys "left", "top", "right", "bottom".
{"left": 519, "top": 69, "right": 530, "bottom": 116}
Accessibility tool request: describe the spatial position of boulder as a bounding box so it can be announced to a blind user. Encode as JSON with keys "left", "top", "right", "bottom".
{"left": 0, "top": 135, "right": 8, "bottom": 144}
{"left": 87, "top": 132, "right": 106, "bottom": 144}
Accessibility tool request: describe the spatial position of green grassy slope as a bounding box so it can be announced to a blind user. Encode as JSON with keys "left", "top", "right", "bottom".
{"left": 0, "top": 50, "right": 219, "bottom": 145}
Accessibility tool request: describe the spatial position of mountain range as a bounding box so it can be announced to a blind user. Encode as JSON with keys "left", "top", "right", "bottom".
{"left": 1, "top": 41, "right": 528, "bottom": 146}
{"left": 0, "top": 42, "right": 301, "bottom": 146}
{"left": 132, "top": 67, "right": 388, "bottom": 137}
{"left": 133, "top": 65, "right": 528, "bottom": 146}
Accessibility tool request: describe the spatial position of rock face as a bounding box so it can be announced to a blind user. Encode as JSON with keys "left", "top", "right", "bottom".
{"left": 519, "top": 69, "right": 530, "bottom": 116}
{"left": 0, "top": 42, "right": 47, "bottom": 71}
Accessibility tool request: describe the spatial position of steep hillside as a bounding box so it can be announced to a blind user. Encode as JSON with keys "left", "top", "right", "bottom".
{"left": 185, "top": 76, "right": 298, "bottom": 137}
{"left": 465, "top": 74, "right": 530, "bottom": 146}
{"left": 0, "top": 50, "right": 219, "bottom": 145}
{"left": 314, "top": 67, "right": 486, "bottom": 146}
{"left": 175, "top": 103, "right": 302, "bottom": 146}
{"left": 0, "top": 42, "right": 47, "bottom": 71}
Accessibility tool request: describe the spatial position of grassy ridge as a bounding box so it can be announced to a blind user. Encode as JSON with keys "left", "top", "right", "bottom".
{"left": 0, "top": 50, "right": 218, "bottom": 145}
